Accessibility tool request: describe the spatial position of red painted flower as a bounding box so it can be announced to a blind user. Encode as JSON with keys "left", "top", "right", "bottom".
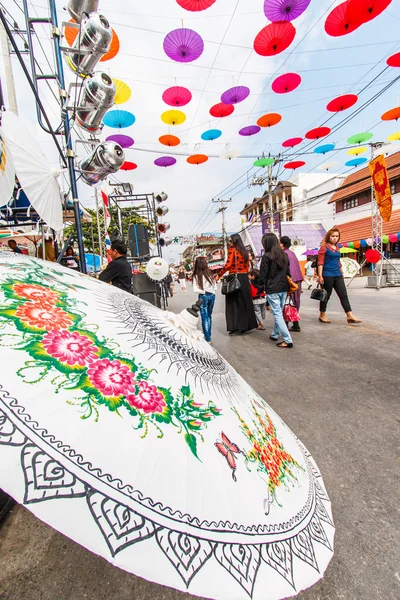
{"left": 15, "top": 302, "right": 72, "bottom": 331}
{"left": 13, "top": 283, "right": 59, "bottom": 304}
{"left": 88, "top": 359, "right": 136, "bottom": 398}
{"left": 42, "top": 330, "right": 98, "bottom": 366}
{"left": 126, "top": 380, "right": 166, "bottom": 414}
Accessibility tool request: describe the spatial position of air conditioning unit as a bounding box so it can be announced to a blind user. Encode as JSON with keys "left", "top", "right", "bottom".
{"left": 292, "top": 239, "right": 304, "bottom": 247}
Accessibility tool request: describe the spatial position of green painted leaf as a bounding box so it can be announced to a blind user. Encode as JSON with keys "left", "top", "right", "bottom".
{"left": 184, "top": 432, "right": 199, "bottom": 459}
{"left": 181, "top": 385, "right": 191, "bottom": 398}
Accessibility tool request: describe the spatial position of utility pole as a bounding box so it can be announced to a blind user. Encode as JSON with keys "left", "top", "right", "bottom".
{"left": 0, "top": 13, "right": 18, "bottom": 113}
{"left": 213, "top": 197, "right": 232, "bottom": 261}
{"left": 267, "top": 163, "right": 275, "bottom": 234}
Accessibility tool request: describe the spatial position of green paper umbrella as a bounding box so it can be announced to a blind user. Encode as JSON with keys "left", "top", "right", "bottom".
{"left": 340, "top": 246, "right": 357, "bottom": 254}
{"left": 253, "top": 157, "right": 275, "bottom": 167}
{"left": 347, "top": 132, "right": 373, "bottom": 145}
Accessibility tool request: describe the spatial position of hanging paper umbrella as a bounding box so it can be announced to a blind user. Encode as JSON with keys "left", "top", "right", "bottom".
{"left": 253, "top": 157, "right": 275, "bottom": 167}
{"left": 209, "top": 102, "right": 234, "bottom": 118}
{"left": 162, "top": 86, "right": 192, "bottom": 107}
{"left": 314, "top": 144, "right": 335, "bottom": 154}
{"left": 305, "top": 126, "right": 331, "bottom": 140}
{"left": 154, "top": 156, "right": 176, "bottom": 167}
{"left": 326, "top": 94, "right": 358, "bottom": 112}
{"left": 345, "top": 157, "right": 368, "bottom": 167}
{"left": 317, "top": 161, "right": 339, "bottom": 171}
{"left": 159, "top": 134, "right": 180, "bottom": 147}
{"left": 103, "top": 110, "right": 135, "bottom": 129}
{"left": 187, "top": 154, "right": 208, "bottom": 164}
{"left": 347, "top": 146, "right": 368, "bottom": 156}
{"left": 105, "top": 134, "right": 134, "bottom": 149}
{"left": 387, "top": 131, "right": 400, "bottom": 141}
{"left": 254, "top": 21, "right": 296, "bottom": 56}
{"left": 282, "top": 136, "right": 302, "bottom": 147}
{"left": 381, "top": 107, "right": 400, "bottom": 121}
{"left": 220, "top": 86, "right": 250, "bottom": 105}
{"left": 120, "top": 161, "right": 137, "bottom": 171}
{"left": 219, "top": 148, "right": 240, "bottom": 160}
{"left": 257, "top": 113, "right": 282, "bottom": 128}
{"left": 201, "top": 129, "right": 222, "bottom": 141}
{"left": 284, "top": 160, "right": 305, "bottom": 169}
{"left": 0, "top": 111, "right": 63, "bottom": 231}
{"left": 64, "top": 19, "right": 120, "bottom": 62}
{"left": 346, "top": 0, "right": 392, "bottom": 24}
{"left": 176, "top": 0, "right": 216, "bottom": 10}
{"left": 324, "top": 1, "right": 362, "bottom": 36}
{"left": 0, "top": 131, "right": 16, "bottom": 208}
{"left": 239, "top": 125, "right": 261, "bottom": 136}
{"left": 347, "top": 131, "right": 373, "bottom": 144}
{"left": 272, "top": 72, "right": 301, "bottom": 94}
{"left": 161, "top": 110, "right": 186, "bottom": 125}
{"left": 263, "top": 0, "right": 312, "bottom": 21}
{"left": 163, "top": 28, "right": 204, "bottom": 63}
{"left": 387, "top": 52, "right": 400, "bottom": 67}
{"left": 112, "top": 79, "right": 131, "bottom": 104}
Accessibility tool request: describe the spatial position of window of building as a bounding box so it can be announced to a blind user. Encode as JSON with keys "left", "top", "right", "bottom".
{"left": 343, "top": 198, "right": 359, "bottom": 210}
{"left": 390, "top": 182, "right": 396, "bottom": 194}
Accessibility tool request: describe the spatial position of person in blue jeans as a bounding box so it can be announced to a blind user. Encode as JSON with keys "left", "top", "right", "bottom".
{"left": 259, "top": 233, "right": 293, "bottom": 349}
{"left": 192, "top": 257, "right": 217, "bottom": 343}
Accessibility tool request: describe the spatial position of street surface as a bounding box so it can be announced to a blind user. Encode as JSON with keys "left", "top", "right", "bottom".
{"left": 1, "top": 277, "right": 399, "bottom": 600}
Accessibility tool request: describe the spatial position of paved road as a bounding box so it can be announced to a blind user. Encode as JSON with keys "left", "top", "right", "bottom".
{"left": 1, "top": 278, "right": 399, "bottom": 600}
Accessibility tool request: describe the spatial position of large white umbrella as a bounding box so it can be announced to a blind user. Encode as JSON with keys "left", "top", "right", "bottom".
{"left": 0, "top": 128, "right": 16, "bottom": 207}
{"left": 0, "top": 255, "right": 334, "bottom": 600}
{"left": 0, "top": 111, "right": 63, "bottom": 231}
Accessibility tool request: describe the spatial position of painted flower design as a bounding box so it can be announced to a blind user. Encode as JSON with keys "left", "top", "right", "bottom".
{"left": 127, "top": 380, "right": 166, "bottom": 414}
{"left": 87, "top": 359, "right": 136, "bottom": 398}
{"left": 13, "top": 283, "right": 59, "bottom": 304}
{"left": 42, "top": 330, "right": 98, "bottom": 366}
{"left": 15, "top": 302, "right": 72, "bottom": 331}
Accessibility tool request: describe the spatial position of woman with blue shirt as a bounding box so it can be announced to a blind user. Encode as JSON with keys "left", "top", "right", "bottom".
{"left": 318, "top": 228, "right": 361, "bottom": 324}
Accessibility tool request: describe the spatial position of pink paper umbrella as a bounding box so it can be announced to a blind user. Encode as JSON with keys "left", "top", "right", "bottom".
{"left": 264, "top": 0, "right": 312, "bottom": 22}
{"left": 163, "top": 28, "right": 204, "bottom": 63}
{"left": 272, "top": 72, "right": 301, "bottom": 94}
{"left": 221, "top": 86, "right": 250, "bottom": 105}
{"left": 176, "top": 0, "right": 216, "bottom": 10}
{"left": 154, "top": 156, "right": 177, "bottom": 167}
{"left": 162, "top": 86, "right": 192, "bottom": 107}
{"left": 105, "top": 134, "right": 134, "bottom": 148}
{"left": 282, "top": 137, "right": 303, "bottom": 147}
{"left": 239, "top": 125, "right": 261, "bottom": 136}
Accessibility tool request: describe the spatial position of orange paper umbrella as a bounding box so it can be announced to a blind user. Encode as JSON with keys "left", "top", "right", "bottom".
{"left": 187, "top": 154, "right": 208, "bottom": 165}
{"left": 257, "top": 113, "right": 282, "bottom": 128}
{"left": 64, "top": 19, "right": 120, "bottom": 61}
{"left": 159, "top": 134, "right": 180, "bottom": 147}
{"left": 381, "top": 107, "right": 400, "bottom": 121}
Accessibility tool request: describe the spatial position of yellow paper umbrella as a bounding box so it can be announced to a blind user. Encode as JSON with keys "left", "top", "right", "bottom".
{"left": 387, "top": 131, "right": 400, "bottom": 141}
{"left": 347, "top": 146, "right": 368, "bottom": 156}
{"left": 161, "top": 110, "right": 186, "bottom": 126}
{"left": 112, "top": 78, "right": 131, "bottom": 104}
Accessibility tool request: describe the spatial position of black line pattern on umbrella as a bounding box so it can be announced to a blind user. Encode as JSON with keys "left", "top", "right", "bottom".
{"left": 260, "top": 540, "right": 295, "bottom": 589}
{"left": 290, "top": 528, "right": 319, "bottom": 572}
{"left": 214, "top": 543, "right": 261, "bottom": 597}
{"left": 0, "top": 408, "right": 26, "bottom": 446}
{"left": 309, "top": 514, "right": 333, "bottom": 552}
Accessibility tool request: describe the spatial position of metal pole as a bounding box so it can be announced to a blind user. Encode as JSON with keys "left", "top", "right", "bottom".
{"left": 95, "top": 188, "right": 103, "bottom": 261}
{"left": 213, "top": 198, "right": 231, "bottom": 262}
{"left": 0, "top": 13, "right": 18, "bottom": 113}
{"left": 268, "top": 164, "right": 274, "bottom": 235}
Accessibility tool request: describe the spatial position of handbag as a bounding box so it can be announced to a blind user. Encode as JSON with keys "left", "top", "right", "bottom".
{"left": 283, "top": 296, "right": 300, "bottom": 323}
{"left": 310, "top": 284, "right": 328, "bottom": 303}
{"left": 286, "top": 275, "right": 298, "bottom": 295}
{"left": 221, "top": 251, "right": 242, "bottom": 295}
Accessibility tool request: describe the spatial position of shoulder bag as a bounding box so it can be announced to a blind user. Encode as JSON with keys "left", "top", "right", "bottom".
{"left": 286, "top": 275, "right": 298, "bottom": 295}
{"left": 221, "top": 251, "right": 242, "bottom": 295}
{"left": 310, "top": 284, "right": 328, "bottom": 303}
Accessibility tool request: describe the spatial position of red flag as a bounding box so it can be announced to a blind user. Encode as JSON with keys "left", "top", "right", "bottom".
{"left": 101, "top": 190, "right": 109, "bottom": 208}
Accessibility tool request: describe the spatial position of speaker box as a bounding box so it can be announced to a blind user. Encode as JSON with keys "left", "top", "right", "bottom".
{"left": 132, "top": 273, "right": 161, "bottom": 308}
{"left": 128, "top": 224, "right": 150, "bottom": 258}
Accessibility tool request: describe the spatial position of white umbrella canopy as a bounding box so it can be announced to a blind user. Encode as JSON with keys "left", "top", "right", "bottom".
{"left": 0, "top": 255, "right": 334, "bottom": 600}
{"left": 0, "top": 231, "right": 42, "bottom": 247}
{"left": 0, "top": 129, "right": 16, "bottom": 207}
{"left": 0, "top": 111, "right": 63, "bottom": 231}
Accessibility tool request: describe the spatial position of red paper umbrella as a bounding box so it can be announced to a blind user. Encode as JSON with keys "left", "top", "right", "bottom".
{"left": 120, "top": 161, "right": 137, "bottom": 171}
{"left": 381, "top": 107, "right": 400, "bottom": 121}
{"left": 324, "top": 1, "right": 362, "bottom": 36}
{"left": 387, "top": 52, "right": 400, "bottom": 67}
{"left": 272, "top": 72, "right": 301, "bottom": 94}
{"left": 346, "top": 0, "right": 392, "bottom": 25}
{"left": 282, "top": 137, "right": 302, "bottom": 147}
{"left": 187, "top": 154, "right": 208, "bottom": 165}
{"left": 257, "top": 113, "right": 282, "bottom": 128}
{"left": 176, "top": 0, "right": 216, "bottom": 11}
{"left": 284, "top": 161, "right": 305, "bottom": 169}
{"left": 254, "top": 21, "right": 296, "bottom": 57}
{"left": 209, "top": 103, "right": 234, "bottom": 118}
{"left": 326, "top": 94, "right": 358, "bottom": 112}
{"left": 159, "top": 134, "right": 180, "bottom": 146}
{"left": 162, "top": 86, "right": 192, "bottom": 107}
{"left": 305, "top": 126, "right": 331, "bottom": 139}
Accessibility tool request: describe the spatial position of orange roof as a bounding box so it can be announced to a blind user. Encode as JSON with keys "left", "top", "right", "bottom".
{"left": 329, "top": 151, "right": 400, "bottom": 204}
{"left": 336, "top": 208, "right": 400, "bottom": 243}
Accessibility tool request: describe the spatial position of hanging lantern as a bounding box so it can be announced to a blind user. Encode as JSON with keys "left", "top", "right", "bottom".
{"left": 75, "top": 72, "right": 116, "bottom": 132}
{"left": 67, "top": 0, "right": 99, "bottom": 22}
{"left": 79, "top": 142, "right": 125, "bottom": 185}
{"left": 389, "top": 233, "right": 398, "bottom": 243}
{"left": 156, "top": 205, "right": 169, "bottom": 217}
{"left": 66, "top": 13, "right": 112, "bottom": 77}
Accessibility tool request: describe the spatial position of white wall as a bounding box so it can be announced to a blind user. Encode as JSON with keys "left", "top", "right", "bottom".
{"left": 289, "top": 173, "right": 345, "bottom": 228}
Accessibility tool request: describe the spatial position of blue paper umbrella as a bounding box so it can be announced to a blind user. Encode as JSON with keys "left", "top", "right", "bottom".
{"left": 345, "top": 157, "right": 368, "bottom": 167}
{"left": 201, "top": 129, "right": 222, "bottom": 141}
{"left": 103, "top": 110, "right": 136, "bottom": 129}
{"left": 314, "top": 144, "right": 335, "bottom": 154}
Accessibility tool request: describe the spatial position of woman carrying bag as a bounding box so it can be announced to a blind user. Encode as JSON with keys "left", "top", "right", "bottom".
{"left": 217, "top": 234, "right": 258, "bottom": 335}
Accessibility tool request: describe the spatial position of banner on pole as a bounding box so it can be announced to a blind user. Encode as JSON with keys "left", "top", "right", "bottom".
{"left": 369, "top": 154, "right": 392, "bottom": 222}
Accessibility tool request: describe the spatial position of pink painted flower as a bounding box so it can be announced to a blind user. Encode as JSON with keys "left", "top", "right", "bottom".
{"left": 87, "top": 359, "right": 136, "bottom": 398}
{"left": 42, "top": 330, "right": 98, "bottom": 366}
{"left": 15, "top": 302, "right": 72, "bottom": 331}
{"left": 126, "top": 380, "right": 166, "bottom": 414}
{"left": 13, "top": 284, "right": 59, "bottom": 304}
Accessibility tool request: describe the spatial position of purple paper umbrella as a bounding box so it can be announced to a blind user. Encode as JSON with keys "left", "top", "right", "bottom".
{"left": 154, "top": 156, "right": 177, "bottom": 167}
{"left": 163, "top": 28, "right": 204, "bottom": 63}
{"left": 105, "top": 134, "right": 134, "bottom": 148}
{"left": 221, "top": 86, "right": 250, "bottom": 105}
{"left": 263, "top": 0, "right": 312, "bottom": 22}
{"left": 239, "top": 125, "right": 261, "bottom": 136}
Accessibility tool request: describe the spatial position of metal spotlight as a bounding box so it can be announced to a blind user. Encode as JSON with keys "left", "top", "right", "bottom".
{"left": 67, "top": 13, "right": 112, "bottom": 78}
{"left": 155, "top": 192, "right": 168, "bottom": 203}
{"left": 79, "top": 142, "right": 125, "bottom": 185}
{"left": 75, "top": 72, "right": 116, "bottom": 132}
{"left": 67, "top": 0, "right": 99, "bottom": 22}
{"left": 158, "top": 223, "right": 170, "bottom": 234}
{"left": 155, "top": 205, "right": 169, "bottom": 217}
{"left": 159, "top": 236, "right": 172, "bottom": 247}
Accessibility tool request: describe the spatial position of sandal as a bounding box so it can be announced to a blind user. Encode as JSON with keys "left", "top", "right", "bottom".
{"left": 347, "top": 318, "right": 362, "bottom": 324}
{"left": 277, "top": 342, "right": 293, "bottom": 348}
{"left": 319, "top": 318, "right": 331, "bottom": 323}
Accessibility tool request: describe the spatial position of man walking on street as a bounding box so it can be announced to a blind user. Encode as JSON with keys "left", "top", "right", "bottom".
{"left": 99, "top": 240, "right": 132, "bottom": 292}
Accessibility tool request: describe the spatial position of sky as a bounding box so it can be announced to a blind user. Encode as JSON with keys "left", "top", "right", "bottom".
{"left": 1, "top": 0, "right": 400, "bottom": 262}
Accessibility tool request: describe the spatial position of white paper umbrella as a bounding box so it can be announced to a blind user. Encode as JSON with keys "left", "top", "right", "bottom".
{"left": 341, "top": 257, "right": 360, "bottom": 278}
{"left": 0, "top": 111, "right": 63, "bottom": 231}
{"left": 0, "top": 255, "right": 334, "bottom": 600}
{"left": 146, "top": 257, "right": 169, "bottom": 281}
{"left": 0, "top": 130, "right": 16, "bottom": 207}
